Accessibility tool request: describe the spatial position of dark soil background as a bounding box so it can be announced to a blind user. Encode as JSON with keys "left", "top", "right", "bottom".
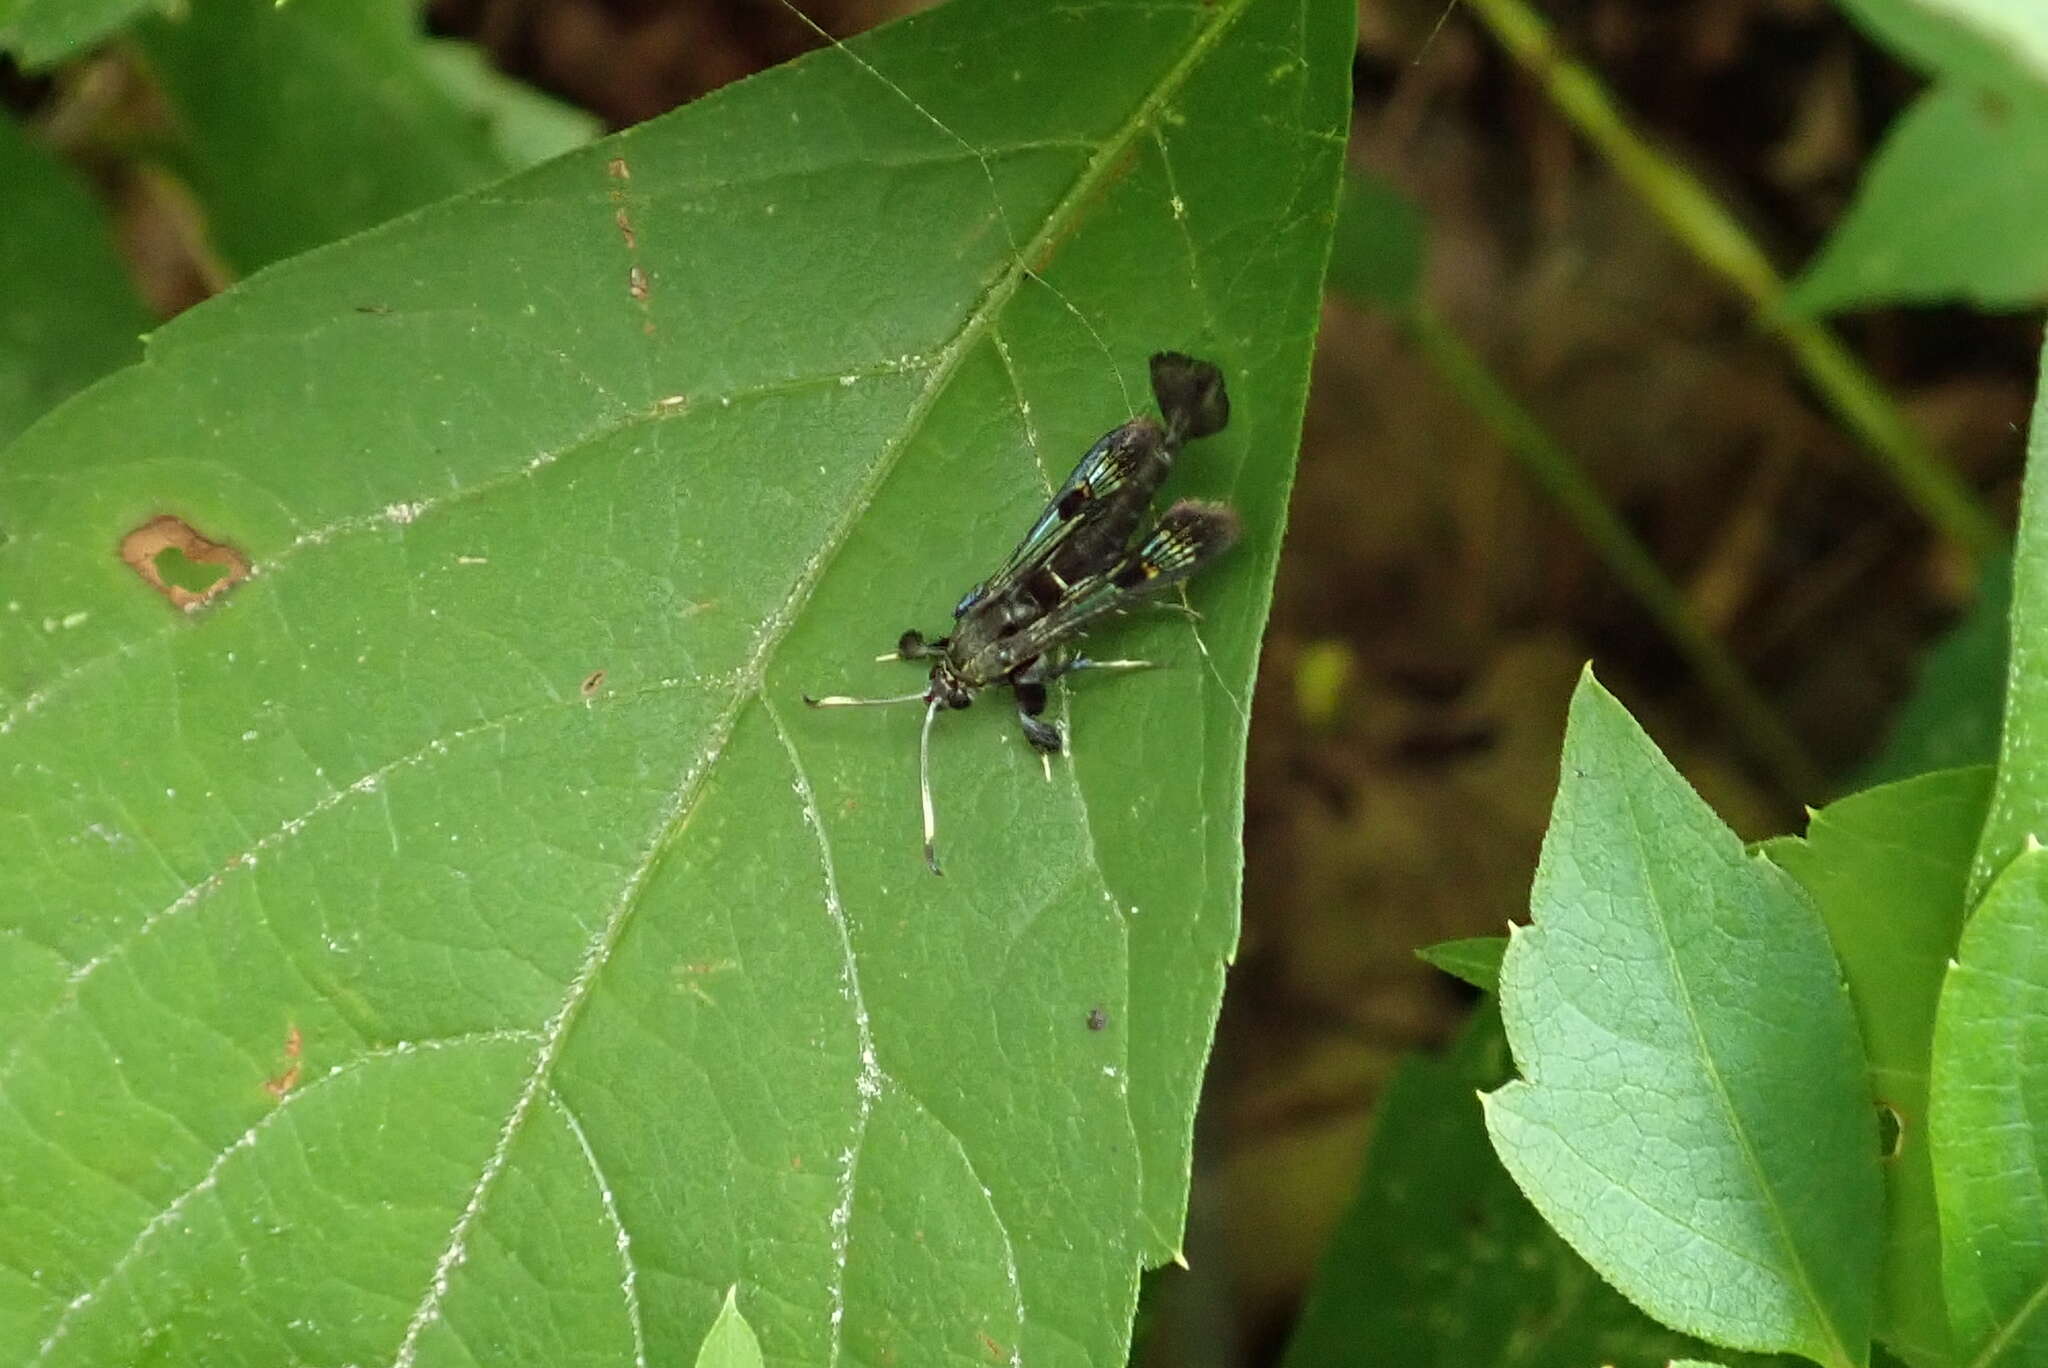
{"left": 25, "top": 0, "right": 2040, "bottom": 1360}
{"left": 419, "top": 1, "right": 2035, "bottom": 1362}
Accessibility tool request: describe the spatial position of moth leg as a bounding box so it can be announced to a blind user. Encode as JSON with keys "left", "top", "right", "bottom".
{"left": 1013, "top": 676, "right": 1063, "bottom": 756}
{"left": 878, "top": 629, "right": 948, "bottom": 663}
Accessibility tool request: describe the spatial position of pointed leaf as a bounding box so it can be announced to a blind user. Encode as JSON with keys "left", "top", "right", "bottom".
{"left": 1415, "top": 935, "right": 1506, "bottom": 992}
{"left": 1483, "top": 672, "right": 1881, "bottom": 1365}
{"left": 0, "top": 0, "right": 1351, "bottom": 1363}
{"left": 693, "top": 1287, "right": 764, "bottom": 1368}
{"left": 1974, "top": 336, "right": 2048, "bottom": 901}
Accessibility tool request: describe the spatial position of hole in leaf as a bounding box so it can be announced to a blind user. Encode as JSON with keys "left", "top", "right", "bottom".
{"left": 1876, "top": 1101, "right": 1904, "bottom": 1160}
{"left": 119, "top": 515, "right": 248, "bottom": 612}
{"left": 153, "top": 545, "right": 230, "bottom": 595}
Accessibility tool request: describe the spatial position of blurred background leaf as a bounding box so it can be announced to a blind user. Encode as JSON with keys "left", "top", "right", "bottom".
{"left": 134, "top": 0, "right": 597, "bottom": 274}
{"left": 0, "top": 0, "right": 162, "bottom": 68}
{"left": 0, "top": 113, "right": 147, "bottom": 445}
{"left": 1285, "top": 1001, "right": 1800, "bottom": 1368}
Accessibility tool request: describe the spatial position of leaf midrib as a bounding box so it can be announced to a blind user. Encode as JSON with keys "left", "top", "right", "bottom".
{"left": 1619, "top": 777, "right": 1860, "bottom": 1368}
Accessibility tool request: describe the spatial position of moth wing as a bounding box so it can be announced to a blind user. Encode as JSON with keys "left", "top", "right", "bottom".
{"left": 957, "top": 419, "right": 1170, "bottom": 617}
{"left": 994, "top": 500, "right": 1241, "bottom": 660}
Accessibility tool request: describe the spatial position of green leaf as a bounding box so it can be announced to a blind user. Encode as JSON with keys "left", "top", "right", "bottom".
{"left": 1930, "top": 841, "right": 2048, "bottom": 1364}
{"left": 1483, "top": 671, "right": 1881, "bottom": 1365}
{"left": 418, "top": 38, "right": 602, "bottom": 168}
{"left": 1973, "top": 336, "right": 2048, "bottom": 903}
{"left": 135, "top": 0, "right": 561, "bottom": 272}
{"left": 1858, "top": 557, "right": 2009, "bottom": 787}
{"left": 1415, "top": 935, "right": 1506, "bottom": 992}
{"left": 1788, "top": 83, "right": 2048, "bottom": 314}
{"left": 1831, "top": 0, "right": 2048, "bottom": 92}
{"left": 693, "top": 1287, "right": 764, "bottom": 1368}
{"left": 0, "top": 115, "right": 149, "bottom": 446}
{"left": 1285, "top": 1003, "right": 1801, "bottom": 1368}
{"left": 0, "top": 0, "right": 162, "bottom": 67}
{"left": 1324, "top": 170, "right": 1425, "bottom": 311}
{"left": 0, "top": 0, "right": 1351, "bottom": 1363}
{"left": 1767, "top": 766, "right": 1994, "bottom": 1368}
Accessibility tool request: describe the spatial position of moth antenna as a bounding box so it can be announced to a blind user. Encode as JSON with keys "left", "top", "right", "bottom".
{"left": 920, "top": 696, "right": 944, "bottom": 875}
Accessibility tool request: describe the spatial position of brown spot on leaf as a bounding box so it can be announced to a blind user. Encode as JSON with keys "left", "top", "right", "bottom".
{"left": 606, "top": 156, "right": 631, "bottom": 181}
{"left": 263, "top": 1024, "right": 304, "bottom": 1098}
{"left": 581, "top": 668, "right": 606, "bottom": 698}
{"left": 120, "top": 515, "right": 248, "bottom": 612}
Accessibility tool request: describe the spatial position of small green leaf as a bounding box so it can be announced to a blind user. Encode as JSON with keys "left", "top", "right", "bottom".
{"left": 1832, "top": 0, "right": 2048, "bottom": 91}
{"left": 1973, "top": 336, "right": 2048, "bottom": 902}
{"left": 1415, "top": 935, "right": 1506, "bottom": 992}
{"left": 1788, "top": 84, "right": 2048, "bottom": 314}
{"left": 1768, "top": 766, "right": 1993, "bottom": 1368}
{"left": 0, "top": 0, "right": 1352, "bottom": 1362}
{"left": 1483, "top": 671, "right": 1881, "bottom": 1365}
{"left": 1931, "top": 841, "right": 2048, "bottom": 1364}
{"left": 1324, "top": 171, "right": 1425, "bottom": 310}
{"left": 693, "top": 1287, "right": 764, "bottom": 1368}
{"left": 0, "top": 115, "right": 148, "bottom": 445}
{"left": 1286, "top": 1003, "right": 1800, "bottom": 1368}
{"left": 135, "top": 0, "right": 555, "bottom": 272}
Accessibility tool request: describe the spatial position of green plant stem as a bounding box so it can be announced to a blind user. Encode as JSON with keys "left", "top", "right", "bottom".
{"left": 1404, "top": 303, "right": 1828, "bottom": 799}
{"left": 1462, "top": 0, "right": 2006, "bottom": 562}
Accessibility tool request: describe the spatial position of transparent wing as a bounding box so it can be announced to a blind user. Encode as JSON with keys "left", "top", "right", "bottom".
{"left": 991, "top": 500, "right": 1241, "bottom": 664}
{"left": 955, "top": 419, "right": 1170, "bottom": 617}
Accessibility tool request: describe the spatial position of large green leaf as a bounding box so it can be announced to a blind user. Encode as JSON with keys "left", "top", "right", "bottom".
{"left": 0, "top": 115, "right": 149, "bottom": 446}
{"left": 1973, "top": 336, "right": 2048, "bottom": 902}
{"left": 136, "top": 0, "right": 594, "bottom": 274}
{"left": 1767, "top": 767, "right": 1993, "bottom": 1368}
{"left": 0, "top": 1, "right": 1350, "bottom": 1364}
{"left": 1930, "top": 842, "right": 2048, "bottom": 1365}
{"left": 1483, "top": 673, "right": 1882, "bottom": 1366}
